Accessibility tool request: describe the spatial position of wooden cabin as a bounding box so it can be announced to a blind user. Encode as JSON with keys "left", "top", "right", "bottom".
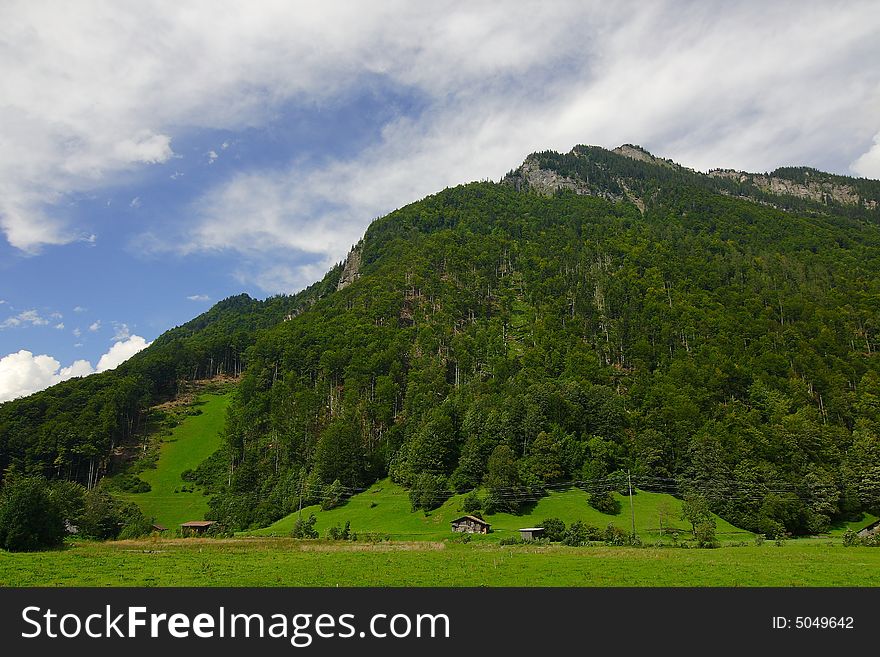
{"left": 450, "top": 515, "right": 491, "bottom": 534}
{"left": 180, "top": 520, "right": 216, "bottom": 535}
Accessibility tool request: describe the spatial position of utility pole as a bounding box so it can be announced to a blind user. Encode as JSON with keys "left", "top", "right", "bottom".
{"left": 627, "top": 469, "right": 636, "bottom": 538}
{"left": 298, "top": 473, "right": 304, "bottom": 523}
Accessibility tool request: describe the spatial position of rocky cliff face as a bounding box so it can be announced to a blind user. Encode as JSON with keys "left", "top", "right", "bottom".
{"left": 708, "top": 168, "right": 877, "bottom": 209}
{"left": 504, "top": 153, "right": 625, "bottom": 202}
{"left": 506, "top": 144, "right": 879, "bottom": 214}
{"left": 336, "top": 243, "right": 363, "bottom": 290}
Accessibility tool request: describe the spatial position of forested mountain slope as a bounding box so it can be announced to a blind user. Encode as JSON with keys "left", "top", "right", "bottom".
{"left": 3, "top": 145, "right": 880, "bottom": 537}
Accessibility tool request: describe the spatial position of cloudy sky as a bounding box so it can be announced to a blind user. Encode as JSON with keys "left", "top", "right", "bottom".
{"left": 1, "top": 0, "right": 879, "bottom": 402}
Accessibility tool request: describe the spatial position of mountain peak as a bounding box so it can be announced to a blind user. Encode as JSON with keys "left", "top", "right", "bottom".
{"left": 504, "top": 143, "right": 880, "bottom": 216}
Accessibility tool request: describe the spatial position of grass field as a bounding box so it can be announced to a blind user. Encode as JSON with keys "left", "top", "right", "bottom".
{"left": 2, "top": 537, "right": 879, "bottom": 587}
{"left": 250, "top": 478, "right": 751, "bottom": 543}
{"left": 117, "top": 393, "right": 230, "bottom": 529}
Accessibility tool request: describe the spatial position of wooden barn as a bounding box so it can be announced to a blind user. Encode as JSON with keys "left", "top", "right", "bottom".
{"left": 450, "top": 515, "right": 491, "bottom": 534}
{"left": 180, "top": 520, "right": 216, "bottom": 535}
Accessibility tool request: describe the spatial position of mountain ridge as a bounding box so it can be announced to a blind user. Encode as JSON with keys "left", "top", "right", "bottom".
{"left": 3, "top": 143, "right": 880, "bottom": 540}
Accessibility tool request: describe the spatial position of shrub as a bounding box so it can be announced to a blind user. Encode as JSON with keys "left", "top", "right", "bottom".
{"left": 842, "top": 529, "right": 860, "bottom": 547}
{"left": 117, "top": 515, "right": 155, "bottom": 540}
{"left": 327, "top": 521, "right": 352, "bottom": 541}
{"left": 588, "top": 491, "right": 621, "bottom": 515}
{"left": 500, "top": 536, "right": 524, "bottom": 546}
{"left": 110, "top": 474, "right": 152, "bottom": 493}
{"left": 540, "top": 517, "right": 566, "bottom": 542}
{"left": 603, "top": 524, "right": 628, "bottom": 546}
{"left": 754, "top": 534, "right": 765, "bottom": 547}
{"left": 78, "top": 490, "right": 125, "bottom": 540}
{"left": 0, "top": 476, "right": 65, "bottom": 552}
{"left": 290, "top": 513, "right": 319, "bottom": 539}
{"left": 562, "top": 520, "right": 590, "bottom": 546}
{"left": 694, "top": 520, "right": 717, "bottom": 548}
{"left": 460, "top": 490, "right": 482, "bottom": 514}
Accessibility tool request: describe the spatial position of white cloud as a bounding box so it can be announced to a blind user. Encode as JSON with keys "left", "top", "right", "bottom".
{"left": 207, "top": 150, "right": 218, "bottom": 164}
{"left": 72, "top": 327, "right": 82, "bottom": 338}
{"left": 0, "top": 335, "right": 151, "bottom": 402}
{"left": 2, "top": 0, "right": 879, "bottom": 270}
{"left": 0, "top": 309, "right": 50, "bottom": 329}
{"left": 88, "top": 320, "right": 101, "bottom": 332}
{"left": 125, "top": 1, "right": 879, "bottom": 292}
{"left": 73, "top": 306, "right": 86, "bottom": 313}
{"left": 0, "top": 350, "right": 93, "bottom": 402}
{"left": 95, "top": 335, "right": 150, "bottom": 372}
{"left": 186, "top": 294, "right": 210, "bottom": 302}
{"left": 54, "top": 322, "right": 64, "bottom": 330}
{"left": 129, "top": 196, "right": 141, "bottom": 209}
{"left": 111, "top": 322, "right": 131, "bottom": 341}
{"left": 851, "top": 131, "right": 880, "bottom": 178}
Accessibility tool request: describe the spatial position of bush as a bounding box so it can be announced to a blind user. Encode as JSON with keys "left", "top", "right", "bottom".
{"left": 603, "top": 524, "right": 629, "bottom": 546}
{"left": 842, "top": 529, "right": 860, "bottom": 547}
{"left": 500, "top": 536, "right": 525, "bottom": 545}
{"left": 754, "top": 534, "right": 765, "bottom": 547}
{"left": 694, "top": 520, "right": 717, "bottom": 548}
{"left": 117, "top": 515, "right": 155, "bottom": 540}
{"left": 109, "top": 474, "right": 152, "bottom": 493}
{"left": 79, "top": 490, "right": 124, "bottom": 540}
{"left": 562, "top": 520, "right": 590, "bottom": 546}
{"left": 290, "top": 513, "right": 318, "bottom": 539}
{"left": 327, "top": 521, "right": 352, "bottom": 541}
{"left": 540, "top": 517, "right": 566, "bottom": 542}
{"left": 460, "top": 490, "right": 482, "bottom": 514}
{"left": 587, "top": 491, "right": 621, "bottom": 515}
{"left": 0, "top": 476, "right": 65, "bottom": 552}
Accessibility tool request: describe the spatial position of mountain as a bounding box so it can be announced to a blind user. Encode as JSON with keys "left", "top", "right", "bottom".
{"left": 2, "top": 144, "right": 880, "bottom": 538}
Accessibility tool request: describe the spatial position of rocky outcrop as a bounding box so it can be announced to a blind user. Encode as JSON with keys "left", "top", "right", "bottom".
{"left": 708, "top": 169, "right": 876, "bottom": 208}
{"left": 504, "top": 154, "right": 622, "bottom": 202}
{"left": 612, "top": 144, "right": 677, "bottom": 169}
{"left": 337, "top": 243, "right": 363, "bottom": 290}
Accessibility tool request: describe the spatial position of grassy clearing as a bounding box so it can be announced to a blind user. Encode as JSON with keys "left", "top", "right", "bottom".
{"left": 117, "top": 393, "right": 230, "bottom": 529}
{"left": 2, "top": 538, "right": 878, "bottom": 587}
{"left": 250, "top": 478, "right": 750, "bottom": 543}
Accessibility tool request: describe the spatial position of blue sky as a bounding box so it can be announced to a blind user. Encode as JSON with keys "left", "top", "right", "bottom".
{"left": 2, "top": 0, "right": 880, "bottom": 402}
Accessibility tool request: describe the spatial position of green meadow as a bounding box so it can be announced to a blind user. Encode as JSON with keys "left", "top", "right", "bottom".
{"left": 250, "top": 478, "right": 750, "bottom": 543}
{"left": 117, "top": 393, "right": 230, "bottom": 529}
{"left": 2, "top": 538, "right": 879, "bottom": 587}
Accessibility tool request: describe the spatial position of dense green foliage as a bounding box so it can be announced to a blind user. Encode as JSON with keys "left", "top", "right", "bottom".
{"left": 0, "top": 476, "right": 65, "bottom": 551}
{"left": 3, "top": 145, "right": 880, "bottom": 540}
{"left": 0, "top": 283, "right": 339, "bottom": 487}
{"left": 209, "top": 150, "right": 880, "bottom": 534}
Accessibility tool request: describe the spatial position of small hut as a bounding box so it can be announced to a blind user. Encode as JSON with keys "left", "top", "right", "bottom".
{"left": 152, "top": 523, "right": 168, "bottom": 533}
{"left": 180, "top": 520, "right": 216, "bottom": 535}
{"left": 518, "top": 527, "right": 545, "bottom": 541}
{"left": 450, "top": 515, "right": 491, "bottom": 534}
